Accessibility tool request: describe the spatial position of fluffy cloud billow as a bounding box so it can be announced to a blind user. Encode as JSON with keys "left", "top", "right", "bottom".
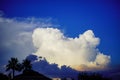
{"left": 32, "top": 28, "right": 110, "bottom": 71}
{"left": 0, "top": 14, "right": 110, "bottom": 71}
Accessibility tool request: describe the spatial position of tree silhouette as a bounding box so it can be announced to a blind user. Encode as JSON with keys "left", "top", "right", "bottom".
{"left": 6, "top": 57, "right": 22, "bottom": 79}
{"left": 78, "top": 72, "right": 111, "bottom": 80}
{"left": 22, "top": 59, "right": 32, "bottom": 71}
{"left": 0, "top": 73, "right": 9, "bottom": 80}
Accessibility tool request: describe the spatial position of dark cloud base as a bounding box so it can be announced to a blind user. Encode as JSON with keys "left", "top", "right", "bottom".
{"left": 26, "top": 54, "right": 79, "bottom": 79}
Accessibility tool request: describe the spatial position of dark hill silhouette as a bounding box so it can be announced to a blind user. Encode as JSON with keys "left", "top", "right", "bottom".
{"left": 0, "top": 73, "right": 9, "bottom": 80}
{"left": 14, "top": 70, "right": 52, "bottom": 80}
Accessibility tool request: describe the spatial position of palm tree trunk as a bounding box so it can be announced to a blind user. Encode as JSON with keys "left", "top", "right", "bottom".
{"left": 13, "top": 69, "right": 15, "bottom": 79}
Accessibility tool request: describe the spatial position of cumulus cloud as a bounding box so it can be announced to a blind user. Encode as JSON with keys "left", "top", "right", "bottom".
{"left": 0, "top": 16, "right": 53, "bottom": 65}
{"left": 0, "top": 13, "right": 110, "bottom": 71}
{"left": 0, "top": 17, "right": 34, "bottom": 62}
{"left": 32, "top": 28, "right": 110, "bottom": 71}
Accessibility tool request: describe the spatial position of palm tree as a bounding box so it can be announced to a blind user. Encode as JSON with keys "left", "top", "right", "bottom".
{"left": 22, "top": 59, "right": 32, "bottom": 71}
{"left": 6, "top": 57, "right": 21, "bottom": 79}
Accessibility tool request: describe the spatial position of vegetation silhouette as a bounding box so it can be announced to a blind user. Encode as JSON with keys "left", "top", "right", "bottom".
{"left": 5, "top": 57, "right": 51, "bottom": 80}
{"left": 22, "top": 59, "right": 32, "bottom": 71}
{"left": 62, "top": 77, "right": 74, "bottom": 80}
{"left": 6, "top": 58, "right": 22, "bottom": 79}
{"left": 78, "top": 72, "right": 111, "bottom": 80}
{"left": 0, "top": 73, "right": 9, "bottom": 80}
{"left": 0, "top": 57, "right": 113, "bottom": 80}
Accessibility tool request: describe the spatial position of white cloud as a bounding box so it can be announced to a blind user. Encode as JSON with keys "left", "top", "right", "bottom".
{"left": 0, "top": 17, "right": 33, "bottom": 61}
{"left": 0, "top": 16, "right": 53, "bottom": 62}
{"left": 0, "top": 15, "right": 110, "bottom": 71}
{"left": 95, "top": 53, "right": 110, "bottom": 66}
{"left": 32, "top": 28, "right": 110, "bottom": 71}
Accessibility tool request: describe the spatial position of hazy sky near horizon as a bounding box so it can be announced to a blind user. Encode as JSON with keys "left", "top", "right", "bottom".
{"left": 0, "top": 0, "right": 120, "bottom": 71}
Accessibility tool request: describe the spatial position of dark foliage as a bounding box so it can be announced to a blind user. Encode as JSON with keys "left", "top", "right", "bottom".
{"left": 22, "top": 59, "right": 32, "bottom": 71}
{"left": 78, "top": 72, "right": 112, "bottom": 80}
{"left": 0, "top": 73, "right": 9, "bottom": 80}
{"left": 61, "top": 77, "right": 74, "bottom": 80}
{"left": 6, "top": 57, "right": 22, "bottom": 79}
{"left": 5, "top": 57, "right": 51, "bottom": 80}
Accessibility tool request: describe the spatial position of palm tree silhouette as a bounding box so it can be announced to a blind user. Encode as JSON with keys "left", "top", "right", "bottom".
{"left": 22, "top": 59, "right": 32, "bottom": 71}
{"left": 6, "top": 57, "right": 21, "bottom": 79}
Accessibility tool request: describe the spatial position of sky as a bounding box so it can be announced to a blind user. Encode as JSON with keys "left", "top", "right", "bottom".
{"left": 0, "top": 0, "right": 120, "bottom": 73}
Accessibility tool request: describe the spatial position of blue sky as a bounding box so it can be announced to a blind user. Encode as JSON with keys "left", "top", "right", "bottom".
{"left": 0, "top": 0, "right": 120, "bottom": 69}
